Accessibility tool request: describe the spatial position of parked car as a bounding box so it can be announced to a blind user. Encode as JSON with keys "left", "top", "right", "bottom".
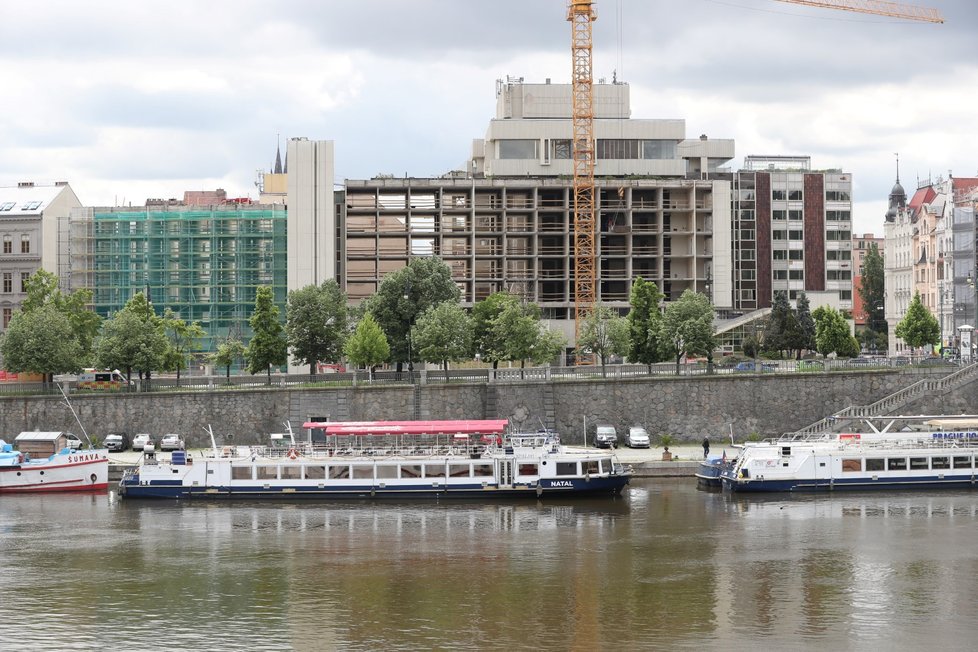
{"left": 103, "top": 433, "right": 130, "bottom": 452}
{"left": 159, "top": 434, "right": 185, "bottom": 451}
{"left": 625, "top": 426, "right": 650, "bottom": 448}
{"left": 132, "top": 433, "right": 154, "bottom": 451}
{"left": 594, "top": 424, "right": 618, "bottom": 449}
{"left": 734, "top": 361, "right": 774, "bottom": 373}
{"left": 65, "top": 433, "right": 83, "bottom": 450}
{"left": 797, "top": 360, "right": 824, "bottom": 371}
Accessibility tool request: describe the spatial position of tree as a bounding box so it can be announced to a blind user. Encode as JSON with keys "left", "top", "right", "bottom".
{"left": 367, "top": 257, "right": 461, "bottom": 366}
{"left": 412, "top": 301, "right": 472, "bottom": 374}
{"left": 161, "top": 308, "right": 205, "bottom": 381}
{"left": 812, "top": 305, "right": 853, "bottom": 358}
{"left": 246, "top": 286, "right": 288, "bottom": 383}
{"left": 344, "top": 313, "right": 390, "bottom": 379}
{"left": 0, "top": 304, "right": 82, "bottom": 381}
{"left": 764, "top": 291, "right": 799, "bottom": 358}
{"left": 895, "top": 291, "right": 940, "bottom": 354}
{"left": 795, "top": 292, "right": 816, "bottom": 357}
{"left": 286, "top": 280, "right": 349, "bottom": 375}
{"left": 471, "top": 291, "right": 520, "bottom": 369}
{"left": 492, "top": 301, "right": 566, "bottom": 374}
{"left": 577, "top": 305, "right": 630, "bottom": 378}
{"left": 859, "top": 243, "right": 889, "bottom": 349}
{"left": 20, "top": 269, "right": 102, "bottom": 365}
{"left": 660, "top": 290, "right": 716, "bottom": 375}
{"left": 94, "top": 309, "right": 169, "bottom": 381}
{"left": 626, "top": 277, "right": 667, "bottom": 371}
{"left": 209, "top": 336, "right": 246, "bottom": 382}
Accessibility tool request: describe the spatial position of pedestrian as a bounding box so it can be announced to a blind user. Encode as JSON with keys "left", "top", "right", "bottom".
{"left": 702, "top": 437, "right": 710, "bottom": 459}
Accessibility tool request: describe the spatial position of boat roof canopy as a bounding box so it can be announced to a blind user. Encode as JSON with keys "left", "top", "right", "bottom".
{"left": 303, "top": 420, "right": 509, "bottom": 436}
{"left": 924, "top": 418, "right": 978, "bottom": 430}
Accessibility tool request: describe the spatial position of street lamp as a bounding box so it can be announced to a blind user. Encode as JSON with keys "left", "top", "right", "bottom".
{"left": 967, "top": 271, "right": 978, "bottom": 362}
{"left": 403, "top": 282, "right": 414, "bottom": 383}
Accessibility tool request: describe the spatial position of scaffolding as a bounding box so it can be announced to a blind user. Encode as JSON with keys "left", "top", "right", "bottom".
{"left": 68, "top": 205, "right": 287, "bottom": 359}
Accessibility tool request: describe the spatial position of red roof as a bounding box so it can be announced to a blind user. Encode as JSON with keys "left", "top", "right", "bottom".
{"left": 303, "top": 419, "right": 509, "bottom": 436}
{"left": 953, "top": 177, "right": 978, "bottom": 198}
{"left": 908, "top": 186, "right": 937, "bottom": 211}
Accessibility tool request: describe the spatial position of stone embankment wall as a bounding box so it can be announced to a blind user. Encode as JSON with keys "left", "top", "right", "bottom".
{"left": 1, "top": 370, "right": 967, "bottom": 447}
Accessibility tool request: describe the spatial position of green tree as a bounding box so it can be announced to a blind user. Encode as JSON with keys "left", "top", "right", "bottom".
{"left": 20, "top": 269, "right": 102, "bottom": 365}
{"left": 578, "top": 305, "right": 630, "bottom": 378}
{"left": 895, "top": 291, "right": 940, "bottom": 353}
{"left": 161, "top": 308, "right": 205, "bottom": 381}
{"left": 858, "top": 243, "right": 889, "bottom": 349}
{"left": 0, "top": 304, "right": 82, "bottom": 381}
{"left": 661, "top": 290, "right": 716, "bottom": 375}
{"left": 286, "top": 280, "right": 349, "bottom": 375}
{"left": 764, "top": 291, "right": 798, "bottom": 358}
{"left": 795, "top": 292, "right": 816, "bottom": 357}
{"left": 246, "top": 285, "right": 288, "bottom": 383}
{"left": 94, "top": 308, "right": 169, "bottom": 382}
{"left": 491, "top": 301, "right": 566, "bottom": 374}
{"left": 344, "top": 313, "right": 390, "bottom": 379}
{"left": 209, "top": 335, "right": 246, "bottom": 382}
{"left": 626, "top": 277, "right": 667, "bottom": 371}
{"left": 412, "top": 301, "right": 472, "bottom": 374}
{"left": 812, "top": 305, "right": 853, "bottom": 358}
{"left": 367, "top": 257, "right": 461, "bottom": 367}
{"left": 471, "top": 291, "right": 520, "bottom": 369}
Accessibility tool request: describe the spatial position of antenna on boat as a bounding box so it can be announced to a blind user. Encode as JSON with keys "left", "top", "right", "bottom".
{"left": 57, "top": 383, "right": 92, "bottom": 448}
{"left": 285, "top": 421, "right": 296, "bottom": 446}
{"left": 205, "top": 425, "right": 218, "bottom": 456}
{"left": 728, "top": 423, "right": 734, "bottom": 446}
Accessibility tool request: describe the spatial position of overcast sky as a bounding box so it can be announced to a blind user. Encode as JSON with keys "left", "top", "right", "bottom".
{"left": 1, "top": 0, "right": 975, "bottom": 236}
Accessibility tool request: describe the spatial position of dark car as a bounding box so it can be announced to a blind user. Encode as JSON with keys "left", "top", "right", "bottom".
{"left": 103, "top": 433, "right": 130, "bottom": 452}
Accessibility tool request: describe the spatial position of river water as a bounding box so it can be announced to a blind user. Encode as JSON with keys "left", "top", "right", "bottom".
{"left": 2, "top": 480, "right": 976, "bottom": 651}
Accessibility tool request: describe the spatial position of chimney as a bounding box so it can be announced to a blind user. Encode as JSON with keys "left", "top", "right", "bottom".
{"left": 55, "top": 181, "right": 68, "bottom": 187}
{"left": 17, "top": 181, "right": 34, "bottom": 188}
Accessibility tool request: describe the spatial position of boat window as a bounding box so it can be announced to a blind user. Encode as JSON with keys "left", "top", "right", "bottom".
{"left": 866, "top": 459, "right": 884, "bottom": 472}
{"left": 781, "top": 446, "right": 791, "bottom": 457}
{"left": 931, "top": 457, "right": 950, "bottom": 470}
{"left": 472, "top": 463, "right": 493, "bottom": 477}
{"left": 518, "top": 463, "right": 538, "bottom": 476}
{"left": 953, "top": 456, "right": 973, "bottom": 469}
{"left": 449, "top": 463, "right": 470, "bottom": 478}
{"left": 304, "top": 465, "right": 326, "bottom": 480}
{"left": 352, "top": 465, "right": 372, "bottom": 479}
{"left": 887, "top": 458, "right": 907, "bottom": 471}
{"left": 328, "top": 465, "right": 350, "bottom": 479}
{"left": 909, "top": 457, "right": 928, "bottom": 470}
{"left": 400, "top": 464, "right": 422, "bottom": 479}
{"left": 376, "top": 465, "right": 397, "bottom": 479}
{"left": 281, "top": 465, "right": 301, "bottom": 480}
{"left": 257, "top": 465, "right": 278, "bottom": 480}
{"left": 841, "top": 459, "right": 861, "bottom": 472}
{"left": 584, "top": 460, "right": 600, "bottom": 475}
{"left": 425, "top": 464, "right": 446, "bottom": 478}
{"left": 231, "top": 465, "right": 252, "bottom": 480}
{"left": 556, "top": 462, "right": 578, "bottom": 476}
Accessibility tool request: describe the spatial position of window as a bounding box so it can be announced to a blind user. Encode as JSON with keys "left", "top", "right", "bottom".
{"left": 772, "top": 210, "right": 787, "bottom": 220}
{"left": 772, "top": 190, "right": 786, "bottom": 201}
{"left": 352, "top": 465, "right": 372, "bottom": 479}
{"left": 773, "top": 230, "right": 787, "bottom": 240}
{"left": 2, "top": 236, "right": 9, "bottom": 254}
{"left": 281, "top": 465, "right": 301, "bottom": 480}
{"left": 231, "top": 466, "right": 252, "bottom": 480}
{"left": 931, "top": 457, "right": 950, "bottom": 470}
{"left": 788, "top": 190, "right": 803, "bottom": 201}
{"left": 826, "top": 210, "right": 850, "bottom": 221}
{"left": 257, "top": 466, "right": 277, "bottom": 480}
{"left": 741, "top": 270, "right": 755, "bottom": 280}
{"left": 400, "top": 464, "right": 422, "bottom": 478}
{"left": 826, "top": 191, "right": 851, "bottom": 202}
{"left": 740, "top": 229, "right": 755, "bottom": 240}
{"left": 827, "top": 250, "right": 851, "bottom": 261}
{"left": 789, "top": 230, "right": 804, "bottom": 240}
{"left": 304, "top": 465, "right": 326, "bottom": 480}
{"left": 472, "top": 463, "right": 493, "bottom": 477}
{"left": 556, "top": 462, "right": 578, "bottom": 476}
{"left": 827, "top": 270, "right": 852, "bottom": 281}
{"left": 789, "top": 270, "right": 804, "bottom": 280}
{"left": 584, "top": 460, "right": 601, "bottom": 474}
{"left": 0, "top": 202, "right": 15, "bottom": 211}
{"left": 866, "top": 458, "right": 884, "bottom": 472}
{"left": 953, "top": 456, "right": 972, "bottom": 469}
{"left": 774, "top": 270, "right": 787, "bottom": 280}
{"left": 773, "top": 249, "right": 787, "bottom": 261}
{"left": 498, "top": 139, "right": 537, "bottom": 159}
{"left": 640, "top": 140, "right": 677, "bottom": 159}
{"left": 788, "top": 210, "right": 803, "bottom": 220}
{"left": 328, "top": 465, "right": 350, "bottom": 479}
{"left": 376, "top": 465, "right": 398, "bottom": 479}
{"left": 449, "top": 464, "right": 471, "bottom": 478}
{"left": 20, "top": 235, "right": 29, "bottom": 254}
{"left": 887, "top": 458, "right": 907, "bottom": 471}
{"left": 518, "top": 463, "right": 539, "bottom": 476}
{"left": 909, "top": 457, "right": 929, "bottom": 470}
{"left": 841, "top": 459, "right": 861, "bottom": 472}
{"left": 552, "top": 139, "right": 572, "bottom": 160}
{"left": 2, "top": 273, "right": 10, "bottom": 293}
{"left": 788, "top": 250, "right": 804, "bottom": 260}
{"left": 425, "top": 464, "right": 446, "bottom": 478}
{"left": 20, "top": 272, "right": 28, "bottom": 293}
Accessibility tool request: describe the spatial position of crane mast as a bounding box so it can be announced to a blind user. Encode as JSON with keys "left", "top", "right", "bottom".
{"left": 772, "top": 0, "right": 943, "bottom": 22}
{"left": 567, "top": 0, "right": 596, "bottom": 364}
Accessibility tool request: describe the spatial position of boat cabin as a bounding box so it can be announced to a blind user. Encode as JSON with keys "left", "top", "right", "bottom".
{"left": 14, "top": 431, "right": 75, "bottom": 457}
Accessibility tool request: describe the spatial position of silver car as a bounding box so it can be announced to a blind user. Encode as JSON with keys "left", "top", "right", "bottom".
{"left": 160, "top": 434, "right": 185, "bottom": 451}
{"left": 625, "top": 427, "right": 650, "bottom": 448}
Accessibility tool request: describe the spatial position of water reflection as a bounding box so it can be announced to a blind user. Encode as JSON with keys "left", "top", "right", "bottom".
{"left": 2, "top": 484, "right": 978, "bottom": 650}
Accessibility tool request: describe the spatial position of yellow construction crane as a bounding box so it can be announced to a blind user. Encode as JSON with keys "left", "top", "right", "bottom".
{"left": 566, "top": 0, "right": 943, "bottom": 364}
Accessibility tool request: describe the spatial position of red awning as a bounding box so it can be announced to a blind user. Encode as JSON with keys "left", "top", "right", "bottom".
{"left": 302, "top": 419, "right": 509, "bottom": 436}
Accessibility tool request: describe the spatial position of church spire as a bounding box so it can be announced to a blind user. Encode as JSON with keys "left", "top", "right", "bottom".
{"left": 273, "top": 135, "right": 283, "bottom": 174}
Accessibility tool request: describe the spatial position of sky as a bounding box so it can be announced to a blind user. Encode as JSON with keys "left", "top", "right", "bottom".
{"left": 1, "top": 0, "right": 975, "bottom": 237}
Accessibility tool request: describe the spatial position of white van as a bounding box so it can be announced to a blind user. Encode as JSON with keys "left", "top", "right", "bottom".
{"left": 595, "top": 424, "right": 618, "bottom": 449}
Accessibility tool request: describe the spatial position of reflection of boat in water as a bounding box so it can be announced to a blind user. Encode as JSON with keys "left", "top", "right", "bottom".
{"left": 121, "top": 420, "right": 631, "bottom": 500}
{"left": 0, "top": 432, "right": 108, "bottom": 494}
{"left": 721, "top": 415, "right": 978, "bottom": 493}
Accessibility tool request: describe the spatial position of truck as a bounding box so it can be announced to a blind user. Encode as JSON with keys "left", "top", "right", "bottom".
{"left": 75, "top": 369, "right": 130, "bottom": 391}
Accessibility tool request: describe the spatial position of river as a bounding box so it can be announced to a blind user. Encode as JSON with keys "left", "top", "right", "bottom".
{"left": 1, "top": 480, "right": 976, "bottom": 651}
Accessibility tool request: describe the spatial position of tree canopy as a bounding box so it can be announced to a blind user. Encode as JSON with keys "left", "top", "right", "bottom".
{"left": 0, "top": 304, "right": 82, "bottom": 380}
{"left": 286, "top": 280, "right": 348, "bottom": 375}
{"left": 812, "top": 305, "right": 858, "bottom": 358}
{"left": 412, "top": 301, "right": 472, "bottom": 373}
{"left": 858, "top": 243, "right": 887, "bottom": 346}
{"left": 471, "top": 291, "right": 521, "bottom": 368}
{"left": 661, "top": 290, "right": 716, "bottom": 375}
{"left": 19, "top": 269, "right": 102, "bottom": 365}
{"left": 895, "top": 291, "right": 940, "bottom": 352}
{"left": 344, "top": 313, "right": 390, "bottom": 377}
{"left": 246, "top": 286, "right": 288, "bottom": 382}
{"left": 577, "top": 305, "right": 630, "bottom": 377}
{"left": 209, "top": 335, "right": 246, "bottom": 381}
{"left": 626, "top": 277, "right": 667, "bottom": 369}
{"left": 161, "top": 308, "right": 205, "bottom": 379}
{"left": 94, "top": 301, "right": 169, "bottom": 381}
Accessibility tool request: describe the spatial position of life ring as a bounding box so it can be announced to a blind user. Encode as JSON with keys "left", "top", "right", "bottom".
{"left": 90, "top": 473, "right": 97, "bottom": 483}
{"left": 287, "top": 449, "right": 299, "bottom": 460}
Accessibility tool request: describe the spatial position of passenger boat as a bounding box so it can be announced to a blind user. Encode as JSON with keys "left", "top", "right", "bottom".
{"left": 0, "top": 432, "right": 109, "bottom": 494}
{"left": 721, "top": 415, "right": 978, "bottom": 493}
{"left": 119, "top": 419, "right": 631, "bottom": 500}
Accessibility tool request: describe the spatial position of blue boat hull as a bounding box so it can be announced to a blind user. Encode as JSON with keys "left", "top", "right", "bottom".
{"left": 722, "top": 474, "right": 978, "bottom": 493}
{"left": 120, "top": 475, "right": 630, "bottom": 500}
